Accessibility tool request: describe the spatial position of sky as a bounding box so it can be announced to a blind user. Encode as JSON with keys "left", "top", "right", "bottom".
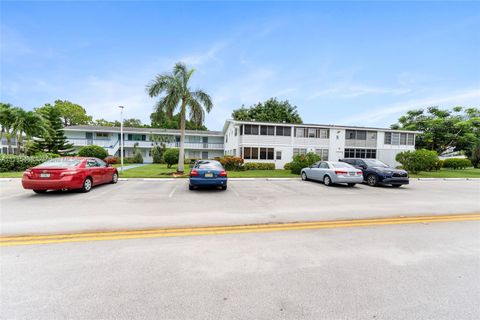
{"left": 1, "top": 1, "right": 479, "bottom": 130}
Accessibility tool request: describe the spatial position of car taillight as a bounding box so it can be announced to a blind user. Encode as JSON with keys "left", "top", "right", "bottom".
{"left": 219, "top": 170, "right": 227, "bottom": 177}
{"left": 23, "top": 169, "right": 32, "bottom": 177}
{"left": 60, "top": 171, "right": 78, "bottom": 177}
{"left": 190, "top": 170, "right": 199, "bottom": 177}
{"left": 356, "top": 171, "right": 363, "bottom": 175}
{"left": 335, "top": 171, "right": 348, "bottom": 175}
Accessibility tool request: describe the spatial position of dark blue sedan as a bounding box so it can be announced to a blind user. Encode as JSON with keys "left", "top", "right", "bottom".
{"left": 189, "top": 160, "right": 228, "bottom": 190}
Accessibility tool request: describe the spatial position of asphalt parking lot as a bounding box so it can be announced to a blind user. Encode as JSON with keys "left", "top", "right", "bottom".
{"left": 1, "top": 178, "right": 479, "bottom": 236}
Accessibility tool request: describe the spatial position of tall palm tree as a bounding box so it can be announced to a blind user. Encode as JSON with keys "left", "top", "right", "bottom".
{"left": 13, "top": 108, "right": 46, "bottom": 155}
{"left": 0, "top": 103, "right": 17, "bottom": 154}
{"left": 147, "top": 62, "right": 213, "bottom": 173}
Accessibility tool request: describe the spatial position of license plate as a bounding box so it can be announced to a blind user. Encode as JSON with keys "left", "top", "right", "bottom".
{"left": 349, "top": 172, "right": 355, "bottom": 176}
{"left": 205, "top": 173, "right": 213, "bottom": 178}
{"left": 40, "top": 173, "right": 50, "bottom": 178}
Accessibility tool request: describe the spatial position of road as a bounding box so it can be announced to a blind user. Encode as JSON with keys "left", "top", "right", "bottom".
{"left": 1, "top": 220, "right": 479, "bottom": 319}
{"left": 1, "top": 179, "right": 479, "bottom": 236}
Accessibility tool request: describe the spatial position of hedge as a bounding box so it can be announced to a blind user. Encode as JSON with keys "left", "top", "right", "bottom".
{"left": 0, "top": 154, "right": 53, "bottom": 172}
{"left": 290, "top": 152, "right": 321, "bottom": 174}
{"left": 77, "top": 145, "right": 108, "bottom": 160}
{"left": 395, "top": 149, "right": 439, "bottom": 174}
{"left": 215, "top": 156, "right": 244, "bottom": 171}
{"left": 442, "top": 158, "right": 472, "bottom": 169}
{"left": 244, "top": 162, "right": 275, "bottom": 170}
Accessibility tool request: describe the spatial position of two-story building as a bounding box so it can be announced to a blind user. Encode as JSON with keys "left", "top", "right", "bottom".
{"left": 222, "top": 120, "right": 418, "bottom": 168}
{"left": 1, "top": 121, "right": 417, "bottom": 168}
{"left": 63, "top": 125, "right": 224, "bottom": 162}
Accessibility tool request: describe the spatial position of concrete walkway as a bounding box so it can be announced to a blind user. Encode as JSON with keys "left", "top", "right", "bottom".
{"left": 118, "top": 163, "right": 147, "bottom": 171}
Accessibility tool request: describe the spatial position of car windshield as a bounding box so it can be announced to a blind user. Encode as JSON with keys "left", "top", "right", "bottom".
{"left": 196, "top": 161, "right": 223, "bottom": 170}
{"left": 38, "top": 158, "right": 82, "bottom": 168}
{"left": 364, "top": 159, "right": 389, "bottom": 168}
{"left": 331, "top": 162, "right": 354, "bottom": 168}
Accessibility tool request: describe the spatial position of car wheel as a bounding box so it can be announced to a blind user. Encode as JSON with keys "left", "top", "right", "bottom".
{"left": 301, "top": 172, "right": 308, "bottom": 181}
{"left": 111, "top": 172, "right": 118, "bottom": 184}
{"left": 391, "top": 184, "right": 402, "bottom": 188}
{"left": 82, "top": 177, "right": 93, "bottom": 193}
{"left": 366, "top": 174, "right": 378, "bottom": 187}
{"left": 323, "top": 175, "right": 332, "bottom": 186}
{"left": 221, "top": 185, "right": 227, "bottom": 190}
{"left": 347, "top": 183, "right": 356, "bottom": 187}
{"left": 189, "top": 184, "right": 195, "bottom": 190}
{"left": 33, "top": 190, "right": 47, "bottom": 194}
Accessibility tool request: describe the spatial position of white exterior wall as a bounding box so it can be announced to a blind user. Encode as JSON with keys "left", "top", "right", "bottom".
{"left": 328, "top": 128, "right": 346, "bottom": 161}
{"left": 376, "top": 131, "right": 415, "bottom": 167}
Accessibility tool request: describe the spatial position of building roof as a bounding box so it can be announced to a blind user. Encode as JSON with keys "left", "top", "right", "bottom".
{"left": 64, "top": 125, "right": 224, "bottom": 136}
{"left": 223, "top": 119, "right": 421, "bottom": 134}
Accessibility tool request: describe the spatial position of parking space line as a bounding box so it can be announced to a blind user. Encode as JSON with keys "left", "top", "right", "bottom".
{"left": 168, "top": 185, "right": 178, "bottom": 198}
{"left": 229, "top": 185, "right": 240, "bottom": 197}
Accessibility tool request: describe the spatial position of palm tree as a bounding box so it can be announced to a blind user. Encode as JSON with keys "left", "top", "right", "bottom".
{"left": 0, "top": 103, "right": 17, "bottom": 154}
{"left": 13, "top": 108, "right": 46, "bottom": 155}
{"left": 147, "top": 62, "right": 213, "bottom": 173}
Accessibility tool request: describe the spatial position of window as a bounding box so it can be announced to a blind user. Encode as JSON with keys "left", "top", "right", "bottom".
{"left": 267, "top": 126, "right": 275, "bottom": 136}
{"left": 235, "top": 128, "right": 238, "bottom": 136}
{"left": 344, "top": 148, "right": 376, "bottom": 159}
{"left": 391, "top": 133, "right": 400, "bottom": 145}
{"left": 319, "top": 162, "right": 329, "bottom": 169}
{"left": 252, "top": 147, "right": 258, "bottom": 159}
{"left": 260, "top": 148, "right": 267, "bottom": 160}
{"left": 252, "top": 125, "right": 259, "bottom": 135}
{"left": 267, "top": 148, "right": 274, "bottom": 160}
{"left": 295, "top": 128, "right": 305, "bottom": 137}
{"left": 308, "top": 128, "right": 316, "bottom": 138}
{"left": 276, "top": 126, "right": 284, "bottom": 136}
{"left": 96, "top": 132, "right": 108, "bottom": 138}
{"left": 244, "top": 125, "right": 258, "bottom": 135}
{"left": 400, "top": 133, "right": 407, "bottom": 145}
{"left": 293, "top": 148, "right": 307, "bottom": 157}
{"left": 319, "top": 129, "right": 329, "bottom": 139}
{"left": 407, "top": 133, "right": 415, "bottom": 145}
{"left": 384, "top": 132, "right": 392, "bottom": 144}
{"left": 95, "top": 159, "right": 107, "bottom": 167}
{"left": 346, "top": 130, "right": 356, "bottom": 140}
{"left": 315, "top": 149, "right": 329, "bottom": 161}
{"left": 244, "top": 147, "right": 252, "bottom": 159}
{"left": 260, "top": 126, "right": 268, "bottom": 135}
{"left": 356, "top": 131, "right": 367, "bottom": 140}
{"left": 283, "top": 127, "right": 291, "bottom": 136}
{"left": 276, "top": 151, "right": 282, "bottom": 160}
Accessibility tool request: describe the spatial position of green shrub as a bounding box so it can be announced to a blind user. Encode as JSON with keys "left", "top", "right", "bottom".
{"left": 77, "top": 145, "right": 108, "bottom": 160}
{"left": 164, "top": 148, "right": 179, "bottom": 168}
{"left": 132, "top": 151, "right": 144, "bottom": 164}
{"left": 395, "top": 149, "right": 439, "bottom": 174}
{"left": 244, "top": 162, "right": 275, "bottom": 170}
{"left": 290, "top": 152, "right": 321, "bottom": 174}
{"left": 442, "top": 158, "right": 472, "bottom": 169}
{"left": 150, "top": 145, "right": 165, "bottom": 164}
{"left": 104, "top": 156, "right": 119, "bottom": 164}
{"left": 283, "top": 162, "right": 292, "bottom": 170}
{"left": 436, "top": 159, "right": 444, "bottom": 170}
{"left": 467, "top": 140, "right": 480, "bottom": 168}
{"left": 34, "top": 152, "right": 61, "bottom": 159}
{"left": 216, "top": 156, "right": 244, "bottom": 171}
{"left": 0, "top": 154, "right": 53, "bottom": 172}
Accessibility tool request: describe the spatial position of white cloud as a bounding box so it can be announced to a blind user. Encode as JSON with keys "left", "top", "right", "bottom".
{"left": 342, "top": 88, "right": 480, "bottom": 126}
{"left": 308, "top": 84, "right": 411, "bottom": 100}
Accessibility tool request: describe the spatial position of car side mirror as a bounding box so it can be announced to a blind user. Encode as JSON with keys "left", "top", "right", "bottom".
{"left": 106, "top": 163, "right": 111, "bottom": 167}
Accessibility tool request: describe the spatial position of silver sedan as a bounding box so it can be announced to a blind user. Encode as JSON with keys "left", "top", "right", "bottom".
{"left": 301, "top": 161, "right": 364, "bottom": 187}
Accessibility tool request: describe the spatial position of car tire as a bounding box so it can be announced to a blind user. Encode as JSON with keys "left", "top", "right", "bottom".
{"left": 81, "top": 177, "right": 93, "bottom": 193}
{"left": 189, "top": 184, "right": 195, "bottom": 190}
{"left": 347, "top": 183, "right": 356, "bottom": 187}
{"left": 366, "top": 174, "right": 378, "bottom": 187}
{"left": 221, "top": 185, "right": 227, "bottom": 190}
{"left": 323, "top": 175, "right": 332, "bottom": 186}
{"left": 33, "top": 190, "right": 47, "bottom": 194}
{"left": 391, "top": 184, "right": 402, "bottom": 188}
{"left": 111, "top": 172, "right": 118, "bottom": 184}
{"left": 301, "top": 172, "right": 308, "bottom": 181}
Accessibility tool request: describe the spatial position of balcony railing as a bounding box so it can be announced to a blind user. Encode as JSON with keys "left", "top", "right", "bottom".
{"left": 68, "top": 138, "right": 224, "bottom": 150}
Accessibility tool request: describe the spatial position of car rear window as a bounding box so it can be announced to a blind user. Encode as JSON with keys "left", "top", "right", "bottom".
{"left": 196, "top": 161, "right": 223, "bottom": 170}
{"left": 331, "top": 162, "right": 354, "bottom": 168}
{"left": 38, "top": 158, "right": 82, "bottom": 168}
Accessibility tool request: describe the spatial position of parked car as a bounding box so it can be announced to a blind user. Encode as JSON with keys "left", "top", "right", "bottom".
{"left": 339, "top": 158, "right": 409, "bottom": 187}
{"left": 189, "top": 160, "right": 227, "bottom": 190}
{"left": 301, "top": 161, "right": 363, "bottom": 187}
{"left": 22, "top": 157, "right": 118, "bottom": 193}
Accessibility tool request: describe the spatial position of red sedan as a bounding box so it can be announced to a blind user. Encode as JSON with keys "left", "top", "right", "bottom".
{"left": 22, "top": 157, "right": 119, "bottom": 193}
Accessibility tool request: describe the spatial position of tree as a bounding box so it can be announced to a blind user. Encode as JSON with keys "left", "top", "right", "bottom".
{"left": 32, "top": 105, "right": 74, "bottom": 155}
{"left": 150, "top": 111, "right": 208, "bottom": 130}
{"left": 391, "top": 106, "right": 480, "bottom": 154}
{"left": 0, "top": 103, "right": 17, "bottom": 154}
{"left": 13, "top": 108, "right": 47, "bottom": 155}
{"left": 149, "top": 133, "right": 174, "bottom": 163}
{"left": 147, "top": 62, "right": 213, "bottom": 173}
{"left": 466, "top": 139, "right": 480, "bottom": 168}
{"left": 123, "top": 118, "right": 144, "bottom": 127}
{"left": 78, "top": 145, "right": 109, "bottom": 159}
{"left": 36, "top": 100, "right": 92, "bottom": 126}
{"left": 163, "top": 148, "right": 179, "bottom": 168}
{"left": 93, "top": 119, "right": 122, "bottom": 127}
{"left": 232, "top": 98, "right": 303, "bottom": 123}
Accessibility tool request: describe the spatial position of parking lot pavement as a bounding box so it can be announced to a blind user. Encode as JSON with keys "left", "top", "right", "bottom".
{"left": 0, "top": 179, "right": 479, "bottom": 236}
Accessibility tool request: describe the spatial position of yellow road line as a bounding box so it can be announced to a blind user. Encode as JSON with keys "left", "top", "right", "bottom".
{"left": 1, "top": 214, "right": 479, "bottom": 247}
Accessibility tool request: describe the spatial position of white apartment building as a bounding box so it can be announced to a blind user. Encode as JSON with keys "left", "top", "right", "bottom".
{"left": 223, "top": 120, "right": 418, "bottom": 168}
{"left": 1, "top": 121, "right": 418, "bottom": 168}
{"left": 63, "top": 125, "right": 224, "bottom": 162}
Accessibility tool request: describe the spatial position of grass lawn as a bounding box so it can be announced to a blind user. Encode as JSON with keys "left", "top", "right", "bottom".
{"left": 0, "top": 171, "right": 24, "bottom": 178}
{"left": 410, "top": 168, "right": 480, "bottom": 178}
{"left": 118, "top": 164, "right": 297, "bottom": 178}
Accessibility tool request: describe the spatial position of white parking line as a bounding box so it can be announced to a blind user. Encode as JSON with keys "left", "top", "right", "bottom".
{"left": 168, "top": 185, "right": 178, "bottom": 198}
{"left": 229, "top": 185, "right": 240, "bottom": 197}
